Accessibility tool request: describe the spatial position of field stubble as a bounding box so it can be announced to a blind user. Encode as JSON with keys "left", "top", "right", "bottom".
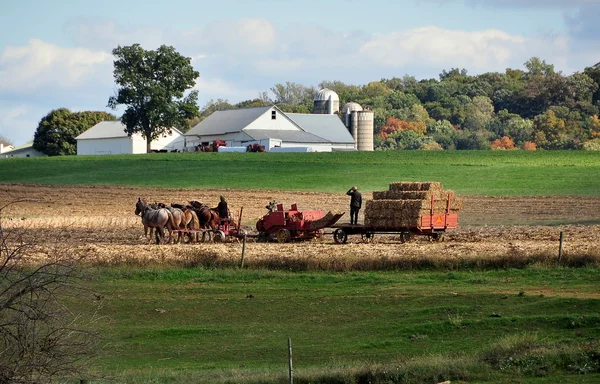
{"left": 1, "top": 184, "right": 599, "bottom": 272}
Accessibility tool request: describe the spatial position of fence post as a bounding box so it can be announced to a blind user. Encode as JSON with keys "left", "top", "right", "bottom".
{"left": 288, "top": 337, "right": 293, "bottom": 384}
{"left": 558, "top": 231, "right": 564, "bottom": 263}
{"left": 240, "top": 234, "right": 246, "bottom": 268}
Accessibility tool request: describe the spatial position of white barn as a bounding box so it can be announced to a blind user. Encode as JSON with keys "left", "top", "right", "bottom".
{"left": 76, "top": 121, "right": 185, "bottom": 155}
{"left": 0, "top": 141, "right": 46, "bottom": 159}
{"left": 184, "top": 106, "right": 355, "bottom": 152}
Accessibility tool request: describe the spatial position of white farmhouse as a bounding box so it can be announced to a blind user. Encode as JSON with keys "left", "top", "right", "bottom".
{"left": 184, "top": 106, "right": 355, "bottom": 152}
{"left": 76, "top": 121, "right": 185, "bottom": 155}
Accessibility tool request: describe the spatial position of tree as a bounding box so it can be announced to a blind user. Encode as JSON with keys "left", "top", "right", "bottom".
{"left": 108, "top": 44, "right": 200, "bottom": 153}
{"left": 270, "top": 82, "right": 316, "bottom": 107}
{"left": 33, "top": 109, "right": 116, "bottom": 156}
{"left": 463, "top": 96, "right": 495, "bottom": 131}
{"left": 491, "top": 136, "right": 516, "bottom": 150}
{"left": 524, "top": 57, "right": 555, "bottom": 77}
{"left": 0, "top": 202, "right": 99, "bottom": 383}
{"left": 0, "top": 135, "right": 13, "bottom": 146}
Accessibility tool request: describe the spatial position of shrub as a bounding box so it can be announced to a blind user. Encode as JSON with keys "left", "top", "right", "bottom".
{"left": 491, "top": 136, "right": 516, "bottom": 150}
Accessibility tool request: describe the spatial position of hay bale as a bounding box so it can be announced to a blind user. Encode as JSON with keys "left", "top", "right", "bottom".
{"left": 389, "top": 181, "right": 443, "bottom": 193}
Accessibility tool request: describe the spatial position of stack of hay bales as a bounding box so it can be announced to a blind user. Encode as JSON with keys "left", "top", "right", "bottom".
{"left": 364, "top": 182, "right": 463, "bottom": 227}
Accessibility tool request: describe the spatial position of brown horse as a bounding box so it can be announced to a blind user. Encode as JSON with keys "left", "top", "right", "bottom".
{"left": 189, "top": 201, "right": 220, "bottom": 230}
{"left": 135, "top": 198, "right": 176, "bottom": 244}
{"left": 161, "top": 203, "right": 201, "bottom": 243}
{"left": 188, "top": 200, "right": 221, "bottom": 241}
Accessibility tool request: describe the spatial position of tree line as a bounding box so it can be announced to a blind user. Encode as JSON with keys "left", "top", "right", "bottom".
{"left": 31, "top": 44, "right": 600, "bottom": 155}
{"left": 202, "top": 58, "right": 600, "bottom": 151}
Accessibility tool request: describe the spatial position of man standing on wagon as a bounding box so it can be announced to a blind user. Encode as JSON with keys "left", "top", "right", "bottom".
{"left": 346, "top": 186, "right": 362, "bottom": 225}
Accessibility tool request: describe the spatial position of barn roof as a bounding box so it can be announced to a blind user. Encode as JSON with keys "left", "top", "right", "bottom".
{"left": 186, "top": 106, "right": 274, "bottom": 136}
{"left": 76, "top": 121, "right": 182, "bottom": 140}
{"left": 286, "top": 113, "right": 354, "bottom": 143}
{"left": 76, "top": 121, "right": 128, "bottom": 139}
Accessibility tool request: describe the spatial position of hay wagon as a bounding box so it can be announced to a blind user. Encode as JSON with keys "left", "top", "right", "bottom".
{"left": 331, "top": 181, "right": 462, "bottom": 244}
{"left": 256, "top": 203, "right": 344, "bottom": 243}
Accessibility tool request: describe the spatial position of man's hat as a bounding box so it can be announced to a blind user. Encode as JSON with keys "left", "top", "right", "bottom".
{"left": 352, "top": 186, "right": 358, "bottom": 191}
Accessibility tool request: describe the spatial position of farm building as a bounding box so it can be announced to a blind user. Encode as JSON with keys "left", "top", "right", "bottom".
{"left": 0, "top": 141, "right": 46, "bottom": 159}
{"left": 184, "top": 89, "right": 373, "bottom": 152}
{"left": 76, "top": 121, "right": 185, "bottom": 155}
{"left": 184, "top": 105, "right": 355, "bottom": 152}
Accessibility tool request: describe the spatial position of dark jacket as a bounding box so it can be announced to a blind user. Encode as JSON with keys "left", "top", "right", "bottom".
{"left": 346, "top": 189, "right": 362, "bottom": 208}
{"left": 217, "top": 196, "right": 229, "bottom": 219}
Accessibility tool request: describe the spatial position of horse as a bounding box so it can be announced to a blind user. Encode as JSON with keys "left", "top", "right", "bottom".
{"left": 189, "top": 200, "right": 221, "bottom": 241}
{"left": 161, "top": 203, "right": 201, "bottom": 243}
{"left": 135, "top": 198, "right": 176, "bottom": 244}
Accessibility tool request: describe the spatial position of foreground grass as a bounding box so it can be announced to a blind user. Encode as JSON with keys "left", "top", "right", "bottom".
{"left": 2, "top": 150, "right": 600, "bottom": 195}
{"left": 81, "top": 266, "right": 600, "bottom": 383}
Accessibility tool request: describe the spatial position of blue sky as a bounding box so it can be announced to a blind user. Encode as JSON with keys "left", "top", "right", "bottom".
{"left": 1, "top": 0, "right": 599, "bottom": 146}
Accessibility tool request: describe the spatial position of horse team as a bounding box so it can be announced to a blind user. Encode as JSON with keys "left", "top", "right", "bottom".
{"left": 135, "top": 198, "right": 227, "bottom": 244}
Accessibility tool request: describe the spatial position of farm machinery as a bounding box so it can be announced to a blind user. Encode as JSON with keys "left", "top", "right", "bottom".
{"left": 256, "top": 203, "right": 344, "bottom": 243}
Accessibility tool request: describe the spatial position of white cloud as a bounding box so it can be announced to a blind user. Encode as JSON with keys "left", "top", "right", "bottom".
{"left": 357, "top": 26, "right": 570, "bottom": 74}
{"left": 67, "top": 20, "right": 169, "bottom": 51}
{"left": 0, "top": 105, "right": 45, "bottom": 147}
{"left": 193, "top": 77, "right": 260, "bottom": 105}
{"left": 0, "top": 39, "right": 112, "bottom": 93}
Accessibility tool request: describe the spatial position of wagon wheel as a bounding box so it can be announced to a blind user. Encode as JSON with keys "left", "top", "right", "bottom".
{"left": 399, "top": 231, "right": 413, "bottom": 244}
{"left": 213, "top": 230, "right": 226, "bottom": 243}
{"left": 276, "top": 229, "right": 292, "bottom": 243}
{"left": 333, "top": 228, "right": 348, "bottom": 244}
{"left": 361, "top": 232, "right": 374, "bottom": 243}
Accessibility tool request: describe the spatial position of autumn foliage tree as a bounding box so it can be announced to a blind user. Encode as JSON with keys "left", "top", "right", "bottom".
{"left": 491, "top": 136, "right": 515, "bottom": 150}
{"left": 378, "top": 117, "right": 426, "bottom": 139}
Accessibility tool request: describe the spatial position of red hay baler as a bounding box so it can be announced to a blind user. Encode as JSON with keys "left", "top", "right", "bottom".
{"left": 256, "top": 203, "right": 344, "bottom": 243}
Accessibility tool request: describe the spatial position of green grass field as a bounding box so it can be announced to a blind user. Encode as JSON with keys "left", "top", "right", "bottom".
{"left": 5, "top": 150, "right": 600, "bottom": 383}
{"left": 2, "top": 150, "right": 600, "bottom": 195}
{"left": 82, "top": 266, "right": 600, "bottom": 383}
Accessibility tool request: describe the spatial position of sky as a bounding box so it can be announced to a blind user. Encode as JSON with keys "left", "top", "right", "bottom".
{"left": 1, "top": 0, "right": 600, "bottom": 147}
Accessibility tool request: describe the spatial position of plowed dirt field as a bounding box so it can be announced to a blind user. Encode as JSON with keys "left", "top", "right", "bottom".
{"left": 1, "top": 184, "right": 599, "bottom": 267}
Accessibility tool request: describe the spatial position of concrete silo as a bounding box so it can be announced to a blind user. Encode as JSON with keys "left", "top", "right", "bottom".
{"left": 313, "top": 88, "right": 340, "bottom": 114}
{"left": 342, "top": 102, "right": 373, "bottom": 151}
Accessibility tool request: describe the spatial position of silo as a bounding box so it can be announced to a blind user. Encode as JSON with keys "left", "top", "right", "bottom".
{"left": 313, "top": 88, "right": 340, "bottom": 114}
{"left": 356, "top": 110, "right": 374, "bottom": 151}
{"left": 342, "top": 102, "right": 363, "bottom": 149}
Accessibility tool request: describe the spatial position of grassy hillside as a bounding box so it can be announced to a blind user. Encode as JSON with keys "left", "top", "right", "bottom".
{"left": 2, "top": 150, "right": 600, "bottom": 195}
{"left": 84, "top": 266, "right": 600, "bottom": 383}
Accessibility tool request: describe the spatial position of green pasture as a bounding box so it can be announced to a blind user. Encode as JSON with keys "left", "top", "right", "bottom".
{"left": 2, "top": 150, "right": 600, "bottom": 195}
{"left": 79, "top": 266, "right": 600, "bottom": 383}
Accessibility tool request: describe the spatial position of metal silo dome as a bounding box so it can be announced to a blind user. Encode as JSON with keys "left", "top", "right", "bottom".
{"left": 342, "top": 102, "right": 363, "bottom": 114}
{"left": 313, "top": 88, "right": 340, "bottom": 114}
{"left": 314, "top": 88, "right": 340, "bottom": 102}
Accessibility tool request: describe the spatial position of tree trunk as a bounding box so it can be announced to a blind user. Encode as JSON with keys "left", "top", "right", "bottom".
{"left": 146, "top": 137, "right": 152, "bottom": 154}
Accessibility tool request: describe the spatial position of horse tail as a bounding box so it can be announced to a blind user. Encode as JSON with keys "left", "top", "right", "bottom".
{"left": 191, "top": 210, "right": 200, "bottom": 230}
{"left": 167, "top": 210, "right": 177, "bottom": 230}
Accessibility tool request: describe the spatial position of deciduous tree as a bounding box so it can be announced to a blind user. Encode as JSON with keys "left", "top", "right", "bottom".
{"left": 108, "top": 44, "right": 200, "bottom": 153}
{"left": 33, "top": 109, "right": 116, "bottom": 156}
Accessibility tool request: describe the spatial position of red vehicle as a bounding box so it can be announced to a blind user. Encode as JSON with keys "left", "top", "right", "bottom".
{"left": 213, "top": 207, "right": 250, "bottom": 242}
{"left": 256, "top": 203, "right": 344, "bottom": 243}
{"left": 332, "top": 195, "right": 459, "bottom": 244}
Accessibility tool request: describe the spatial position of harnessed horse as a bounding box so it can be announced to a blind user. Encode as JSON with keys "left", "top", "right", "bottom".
{"left": 135, "top": 198, "right": 176, "bottom": 244}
